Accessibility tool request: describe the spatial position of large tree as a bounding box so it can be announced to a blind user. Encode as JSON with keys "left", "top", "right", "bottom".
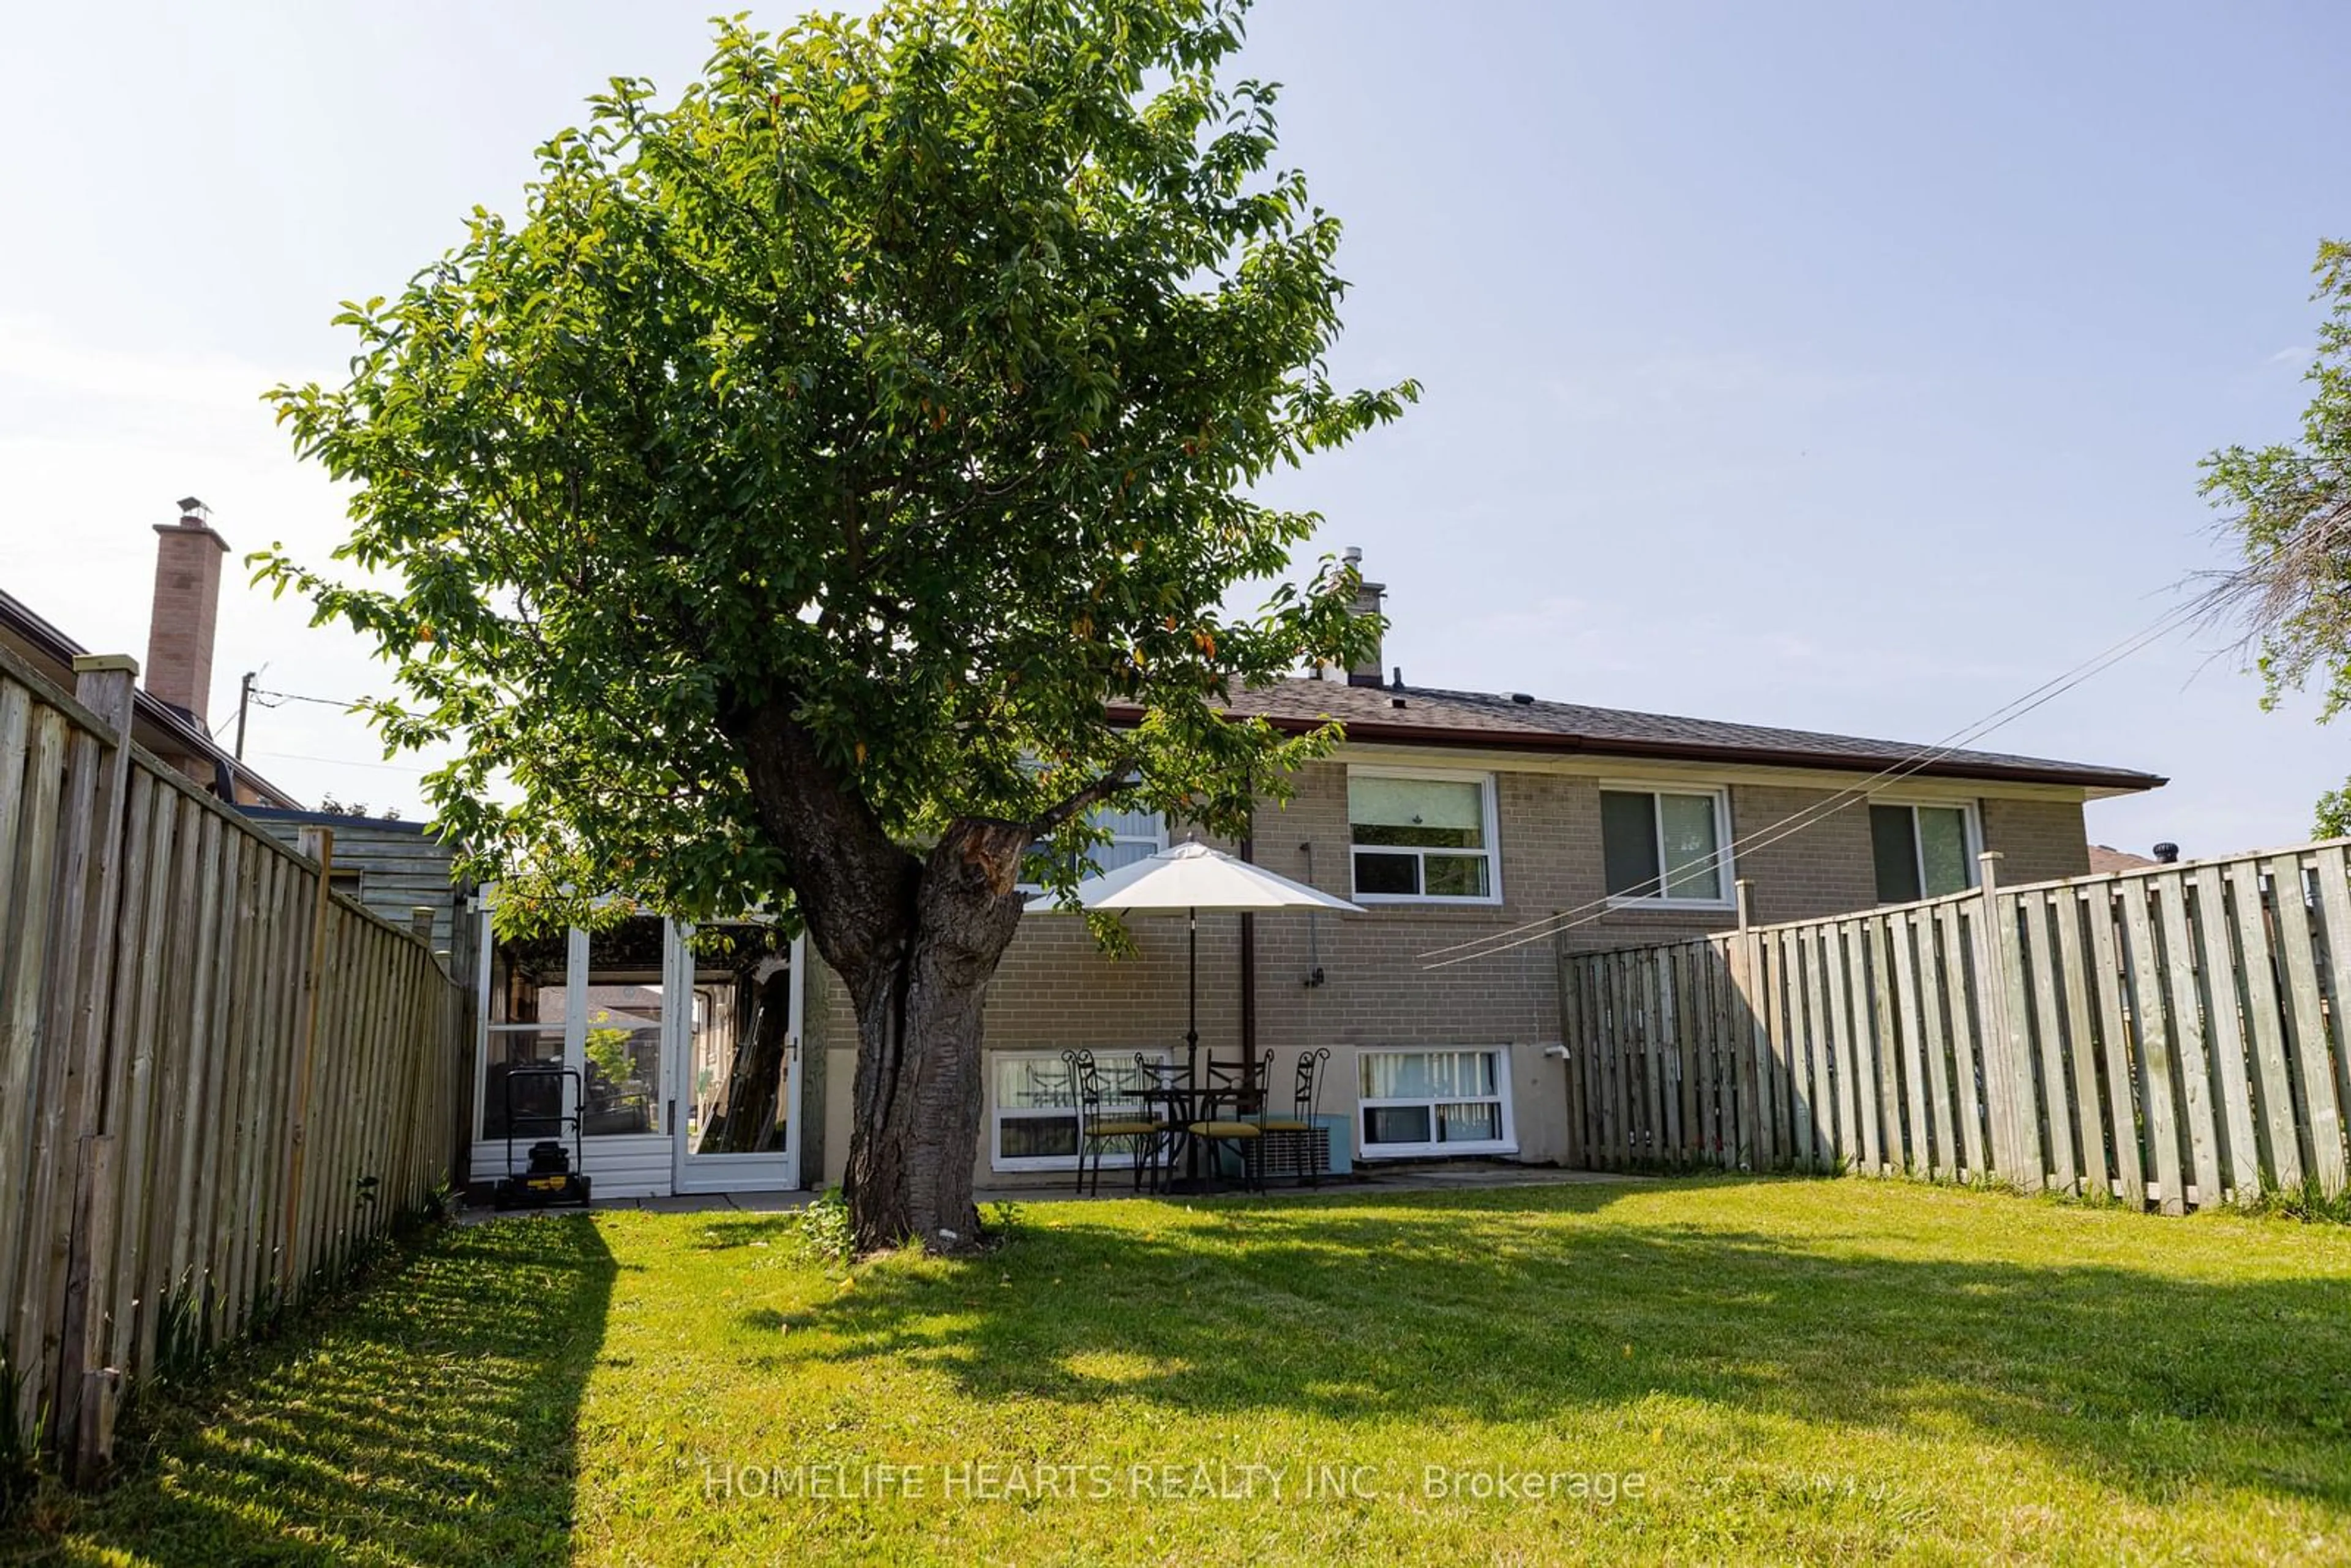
{"left": 2205, "top": 238, "right": 2351, "bottom": 830}
{"left": 261, "top": 0, "right": 1412, "bottom": 1250}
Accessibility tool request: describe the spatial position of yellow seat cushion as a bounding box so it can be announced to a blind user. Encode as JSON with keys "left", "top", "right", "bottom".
{"left": 1187, "top": 1120, "right": 1262, "bottom": 1138}
{"left": 1086, "top": 1120, "right": 1161, "bottom": 1137}
{"left": 1254, "top": 1117, "right": 1311, "bottom": 1131}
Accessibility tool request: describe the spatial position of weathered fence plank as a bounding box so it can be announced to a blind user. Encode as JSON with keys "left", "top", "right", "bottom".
{"left": 2154, "top": 873, "right": 2221, "bottom": 1209}
{"left": 0, "top": 648, "right": 465, "bottom": 1482}
{"left": 2268, "top": 854, "right": 2346, "bottom": 1196}
{"left": 2023, "top": 891, "right": 2079, "bottom": 1193}
{"left": 2226, "top": 858, "right": 2304, "bottom": 1192}
{"left": 2050, "top": 885, "right": 2109, "bottom": 1201}
{"left": 1888, "top": 911, "right": 1931, "bottom": 1176}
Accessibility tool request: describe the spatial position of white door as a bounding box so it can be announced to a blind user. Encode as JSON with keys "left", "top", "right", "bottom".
{"left": 667, "top": 920, "right": 802, "bottom": 1193}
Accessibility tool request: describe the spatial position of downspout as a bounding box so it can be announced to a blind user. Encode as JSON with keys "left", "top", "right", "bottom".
{"left": 1239, "top": 833, "right": 1258, "bottom": 1075}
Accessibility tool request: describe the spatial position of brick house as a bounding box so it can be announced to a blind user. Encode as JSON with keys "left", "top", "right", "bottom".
{"left": 798, "top": 562, "right": 2162, "bottom": 1188}
{"left": 458, "top": 554, "right": 2162, "bottom": 1199}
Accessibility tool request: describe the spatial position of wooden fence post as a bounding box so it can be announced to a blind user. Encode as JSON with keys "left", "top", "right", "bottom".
{"left": 1973, "top": 850, "right": 2042, "bottom": 1191}
{"left": 279, "top": 827, "right": 336, "bottom": 1300}
{"left": 50, "top": 655, "right": 137, "bottom": 1485}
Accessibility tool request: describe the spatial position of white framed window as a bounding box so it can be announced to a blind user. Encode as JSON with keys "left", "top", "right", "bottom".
{"left": 1870, "top": 800, "right": 1979, "bottom": 903}
{"left": 1356, "top": 1046, "right": 1516, "bottom": 1158}
{"left": 1348, "top": 768, "right": 1502, "bottom": 904}
{"left": 989, "top": 1048, "right": 1171, "bottom": 1171}
{"left": 1599, "top": 786, "right": 1732, "bottom": 906}
{"left": 1019, "top": 806, "right": 1166, "bottom": 892}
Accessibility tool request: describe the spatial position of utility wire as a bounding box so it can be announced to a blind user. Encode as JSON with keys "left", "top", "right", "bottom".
{"left": 250, "top": 686, "right": 366, "bottom": 710}
{"left": 1416, "top": 584, "right": 2222, "bottom": 970}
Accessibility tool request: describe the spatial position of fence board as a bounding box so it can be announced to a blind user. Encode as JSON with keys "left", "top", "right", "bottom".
{"left": 2050, "top": 887, "right": 2110, "bottom": 1201}
{"left": 2267, "top": 854, "right": 2346, "bottom": 1196}
{"left": 2191, "top": 863, "right": 2260, "bottom": 1202}
{"left": 2154, "top": 872, "right": 2221, "bottom": 1209}
{"left": 2023, "top": 892, "right": 2079, "bottom": 1193}
{"left": 1889, "top": 911, "right": 1933, "bottom": 1176}
{"left": 1826, "top": 923, "right": 1865, "bottom": 1172}
{"left": 2085, "top": 883, "right": 2145, "bottom": 1208}
{"left": 2317, "top": 847, "right": 2351, "bottom": 1179}
{"left": 2226, "top": 860, "right": 2304, "bottom": 1192}
{"left": 2121, "top": 881, "right": 2185, "bottom": 1214}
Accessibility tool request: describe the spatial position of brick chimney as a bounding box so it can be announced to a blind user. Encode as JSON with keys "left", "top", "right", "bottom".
{"left": 147, "top": 497, "right": 229, "bottom": 725}
{"left": 1343, "top": 545, "right": 1386, "bottom": 688}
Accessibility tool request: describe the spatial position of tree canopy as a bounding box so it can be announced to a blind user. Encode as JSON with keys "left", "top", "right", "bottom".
{"left": 2204, "top": 238, "right": 2351, "bottom": 831}
{"left": 260, "top": 0, "right": 1415, "bottom": 1246}
{"left": 263, "top": 0, "right": 1413, "bottom": 927}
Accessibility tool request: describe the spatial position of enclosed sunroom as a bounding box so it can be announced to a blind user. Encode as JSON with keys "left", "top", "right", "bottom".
{"left": 471, "top": 910, "right": 809, "bottom": 1199}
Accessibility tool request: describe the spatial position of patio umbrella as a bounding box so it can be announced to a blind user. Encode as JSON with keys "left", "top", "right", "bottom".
{"left": 1026, "top": 838, "right": 1360, "bottom": 1085}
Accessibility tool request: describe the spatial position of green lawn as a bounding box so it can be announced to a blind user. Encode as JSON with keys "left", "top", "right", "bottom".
{"left": 14, "top": 1177, "right": 2351, "bottom": 1565}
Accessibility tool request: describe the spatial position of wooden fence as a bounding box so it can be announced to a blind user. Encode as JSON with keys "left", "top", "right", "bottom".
{"left": 1558, "top": 845, "right": 2351, "bottom": 1213}
{"left": 1, "top": 644, "right": 466, "bottom": 1484}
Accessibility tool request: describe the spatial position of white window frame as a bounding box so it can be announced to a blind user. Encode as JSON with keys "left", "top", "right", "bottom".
{"left": 1599, "top": 783, "right": 1736, "bottom": 909}
{"left": 989, "top": 1048, "right": 1173, "bottom": 1171}
{"left": 1868, "top": 797, "right": 1982, "bottom": 904}
{"left": 1355, "top": 1045, "right": 1517, "bottom": 1159}
{"left": 1347, "top": 765, "right": 1504, "bottom": 907}
{"left": 1016, "top": 807, "right": 1168, "bottom": 895}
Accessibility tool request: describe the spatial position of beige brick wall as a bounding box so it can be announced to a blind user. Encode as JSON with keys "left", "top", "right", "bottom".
{"left": 1980, "top": 797, "right": 2093, "bottom": 885}
{"left": 806, "top": 757, "right": 2104, "bottom": 1187}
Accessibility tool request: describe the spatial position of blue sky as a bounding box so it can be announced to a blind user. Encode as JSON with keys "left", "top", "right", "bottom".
{"left": 1, "top": 0, "right": 2345, "bottom": 856}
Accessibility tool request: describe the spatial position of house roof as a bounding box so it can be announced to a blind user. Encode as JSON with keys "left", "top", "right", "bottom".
{"left": 1140, "top": 675, "right": 2167, "bottom": 794}
{"left": 2088, "top": 844, "right": 2159, "bottom": 873}
{"left": 0, "top": 585, "right": 303, "bottom": 809}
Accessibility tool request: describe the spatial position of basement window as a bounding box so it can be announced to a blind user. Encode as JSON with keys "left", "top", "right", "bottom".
{"left": 1356, "top": 1047, "right": 1516, "bottom": 1158}
{"left": 990, "top": 1049, "right": 1171, "bottom": 1171}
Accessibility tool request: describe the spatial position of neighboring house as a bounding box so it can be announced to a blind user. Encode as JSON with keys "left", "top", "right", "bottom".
{"left": 2088, "top": 844, "right": 2168, "bottom": 874}
{"left": 1, "top": 501, "right": 301, "bottom": 809}
{"left": 454, "top": 553, "right": 2165, "bottom": 1200}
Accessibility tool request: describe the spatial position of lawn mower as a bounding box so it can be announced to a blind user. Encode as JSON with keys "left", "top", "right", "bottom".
{"left": 493, "top": 1064, "right": 593, "bottom": 1209}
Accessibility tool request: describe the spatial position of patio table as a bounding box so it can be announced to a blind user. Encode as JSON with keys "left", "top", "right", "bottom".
{"left": 1138, "top": 1067, "right": 1261, "bottom": 1193}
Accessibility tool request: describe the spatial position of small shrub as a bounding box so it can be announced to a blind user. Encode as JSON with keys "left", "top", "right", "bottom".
{"left": 792, "top": 1188, "right": 854, "bottom": 1267}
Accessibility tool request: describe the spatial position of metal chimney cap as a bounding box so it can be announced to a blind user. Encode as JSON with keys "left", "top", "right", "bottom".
{"left": 176, "top": 495, "right": 210, "bottom": 520}
{"left": 1341, "top": 545, "right": 1363, "bottom": 565}
{"left": 2153, "top": 842, "right": 2180, "bottom": 863}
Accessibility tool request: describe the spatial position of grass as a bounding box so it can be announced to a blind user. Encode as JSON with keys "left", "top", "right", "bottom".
{"left": 11, "top": 1176, "right": 2351, "bottom": 1564}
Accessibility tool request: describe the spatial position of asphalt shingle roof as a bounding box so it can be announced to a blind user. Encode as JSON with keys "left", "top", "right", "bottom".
{"left": 1199, "top": 676, "right": 2165, "bottom": 792}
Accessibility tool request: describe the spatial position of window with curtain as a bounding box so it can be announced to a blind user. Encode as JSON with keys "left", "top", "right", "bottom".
{"left": 990, "top": 1049, "right": 1170, "bottom": 1169}
{"left": 1349, "top": 771, "right": 1498, "bottom": 901}
{"left": 1870, "top": 803, "right": 1976, "bottom": 902}
{"left": 1599, "top": 788, "right": 1728, "bottom": 903}
{"left": 1356, "top": 1048, "right": 1513, "bottom": 1156}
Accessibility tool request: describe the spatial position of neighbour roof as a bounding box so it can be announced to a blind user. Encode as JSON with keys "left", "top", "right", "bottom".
{"left": 1161, "top": 676, "right": 2165, "bottom": 794}
{"left": 0, "top": 585, "right": 302, "bottom": 808}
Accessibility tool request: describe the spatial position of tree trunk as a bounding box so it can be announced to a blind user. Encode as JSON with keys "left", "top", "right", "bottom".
{"left": 729, "top": 703, "right": 1029, "bottom": 1253}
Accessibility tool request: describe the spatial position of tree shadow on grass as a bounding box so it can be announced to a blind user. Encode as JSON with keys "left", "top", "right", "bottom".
{"left": 771, "top": 1179, "right": 2351, "bottom": 1514}
{"left": 18, "top": 1215, "right": 616, "bottom": 1568}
